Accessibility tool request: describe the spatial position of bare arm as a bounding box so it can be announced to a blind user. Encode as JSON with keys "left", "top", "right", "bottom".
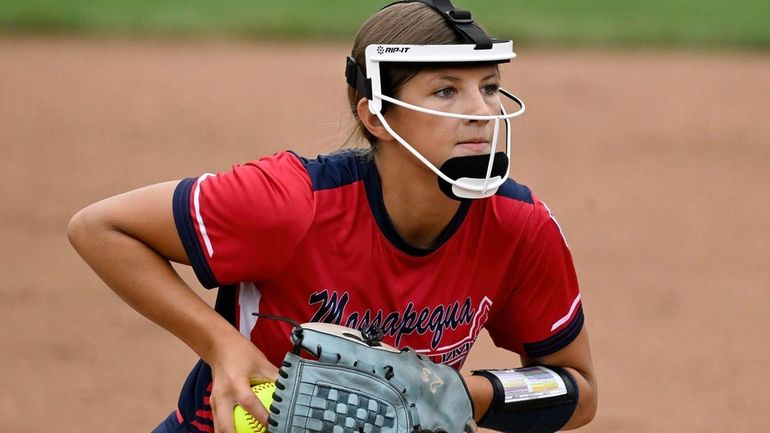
{"left": 464, "top": 328, "right": 597, "bottom": 429}
{"left": 523, "top": 328, "right": 598, "bottom": 429}
{"left": 67, "top": 181, "right": 278, "bottom": 432}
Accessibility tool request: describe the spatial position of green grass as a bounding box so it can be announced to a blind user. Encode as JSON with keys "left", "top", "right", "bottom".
{"left": 1, "top": 0, "right": 768, "bottom": 49}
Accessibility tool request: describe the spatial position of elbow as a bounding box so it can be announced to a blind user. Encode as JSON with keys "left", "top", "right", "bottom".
{"left": 67, "top": 207, "right": 90, "bottom": 252}
{"left": 67, "top": 203, "right": 109, "bottom": 254}
{"left": 585, "top": 374, "right": 599, "bottom": 425}
{"left": 571, "top": 377, "right": 598, "bottom": 429}
{"left": 577, "top": 400, "right": 598, "bottom": 427}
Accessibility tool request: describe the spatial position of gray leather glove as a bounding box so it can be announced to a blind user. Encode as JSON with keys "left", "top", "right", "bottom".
{"left": 268, "top": 322, "right": 475, "bottom": 433}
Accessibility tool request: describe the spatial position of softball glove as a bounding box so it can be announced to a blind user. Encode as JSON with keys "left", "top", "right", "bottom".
{"left": 268, "top": 322, "right": 475, "bottom": 433}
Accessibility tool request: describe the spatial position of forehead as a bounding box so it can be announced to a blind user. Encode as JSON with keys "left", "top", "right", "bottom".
{"left": 414, "top": 63, "right": 501, "bottom": 81}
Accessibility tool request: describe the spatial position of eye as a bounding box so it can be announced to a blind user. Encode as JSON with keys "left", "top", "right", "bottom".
{"left": 482, "top": 83, "right": 501, "bottom": 96}
{"left": 433, "top": 87, "right": 457, "bottom": 98}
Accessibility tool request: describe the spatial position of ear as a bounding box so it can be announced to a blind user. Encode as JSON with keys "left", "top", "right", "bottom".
{"left": 356, "top": 98, "right": 392, "bottom": 142}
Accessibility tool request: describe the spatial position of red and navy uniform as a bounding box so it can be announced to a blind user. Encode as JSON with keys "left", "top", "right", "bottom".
{"left": 168, "top": 149, "right": 583, "bottom": 433}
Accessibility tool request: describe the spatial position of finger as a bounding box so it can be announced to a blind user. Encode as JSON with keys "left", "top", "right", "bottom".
{"left": 237, "top": 385, "right": 271, "bottom": 426}
{"left": 211, "top": 394, "right": 236, "bottom": 433}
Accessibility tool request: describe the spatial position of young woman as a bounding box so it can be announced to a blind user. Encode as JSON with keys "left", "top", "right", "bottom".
{"left": 68, "top": 1, "right": 597, "bottom": 432}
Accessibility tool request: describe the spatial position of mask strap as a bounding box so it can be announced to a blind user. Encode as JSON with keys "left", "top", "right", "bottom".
{"left": 345, "top": 56, "right": 372, "bottom": 100}
{"left": 380, "top": 0, "right": 492, "bottom": 49}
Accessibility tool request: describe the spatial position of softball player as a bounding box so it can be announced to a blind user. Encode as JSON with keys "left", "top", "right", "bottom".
{"left": 69, "top": 2, "right": 597, "bottom": 432}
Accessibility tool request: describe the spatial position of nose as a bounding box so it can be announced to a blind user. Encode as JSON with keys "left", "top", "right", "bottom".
{"left": 464, "top": 89, "right": 495, "bottom": 123}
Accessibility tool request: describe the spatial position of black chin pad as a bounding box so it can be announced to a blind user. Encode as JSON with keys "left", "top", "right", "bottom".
{"left": 438, "top": 152, "right": 509, "bottom": 200}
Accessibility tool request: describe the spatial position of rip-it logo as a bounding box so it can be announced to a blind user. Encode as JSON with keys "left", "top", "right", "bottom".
{"left": 377, "top": 46, "right": 411, "bottom": 55}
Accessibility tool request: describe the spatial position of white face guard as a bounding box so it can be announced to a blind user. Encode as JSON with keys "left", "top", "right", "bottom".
{"left": 359, "top": 41, "right": 526, "bottom": 199}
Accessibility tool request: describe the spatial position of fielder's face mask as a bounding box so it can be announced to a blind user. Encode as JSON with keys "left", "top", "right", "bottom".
{"left": 346, "top": 0, "right": 525, "bottom": 200}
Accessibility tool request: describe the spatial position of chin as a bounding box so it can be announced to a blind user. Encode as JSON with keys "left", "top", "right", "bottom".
{"left": 454, "top": 144, "right": 492, "bottom": 157}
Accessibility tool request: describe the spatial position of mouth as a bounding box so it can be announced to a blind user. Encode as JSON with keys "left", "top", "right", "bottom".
{"left": 456, "top": 139, "right": 491, "bottom": 153}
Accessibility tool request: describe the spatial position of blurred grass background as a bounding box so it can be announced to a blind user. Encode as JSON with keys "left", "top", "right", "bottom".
{"left": 1, "top": 0, "right": 768, "bottom": 50}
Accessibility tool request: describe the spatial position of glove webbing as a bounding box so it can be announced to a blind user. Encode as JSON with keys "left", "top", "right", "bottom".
{"left": 270, "top": 356, "right": 405, "bottom": 433}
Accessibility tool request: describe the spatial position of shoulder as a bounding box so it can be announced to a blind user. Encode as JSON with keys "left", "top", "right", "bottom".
{"left": 492, "top": 179, "right": 559, "bottom": 221}
{"left": 240, "top": 150, "right": 309, "bottom": 182}
{"left": 480, "top": 178, "right": 539, "bottom": 226}
{"left": 494, "top": 177, "right": 534, "bottom": 205}
{"left": 197, "top": 150, "right": 311, "bottom": 189}
{"left": 186, "top": 151, "right": 313, "bottom": 209}
{"left": 291, "top": 148, "right": 372, "bottom": 191}
{"left": 479, "top": 178, "right": 565, "bottom": 241}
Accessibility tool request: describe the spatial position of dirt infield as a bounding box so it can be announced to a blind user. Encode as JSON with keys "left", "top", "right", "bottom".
{"left": 1, "top": 36, "right": 769, "bottom": 433}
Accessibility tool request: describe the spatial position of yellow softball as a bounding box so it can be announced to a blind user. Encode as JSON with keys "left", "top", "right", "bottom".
{"left": 233, "top": 382, "right": 275, "bottom": 433}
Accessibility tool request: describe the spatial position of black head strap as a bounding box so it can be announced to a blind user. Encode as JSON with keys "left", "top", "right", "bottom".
{"left": 383, "top": 0, "right": 492, "bottom": 49}
{"left": 346, "top": 56, "right": 372, "bottom": 99}
{"left": 345, "top": 0, "right": 493, "bottom": 99}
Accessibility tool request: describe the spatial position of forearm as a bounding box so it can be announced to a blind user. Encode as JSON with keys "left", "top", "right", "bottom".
{"left": 464, "top": 363, "right": 597, "bottom": 430}
{"left": 69, "top": 183, "right": 279, "bottom": 431}
{"left": 464, "top": 374, "right": 494, "bottom": 422}
{"left": 68, "top": 207, "right": 242, "bottom": 364}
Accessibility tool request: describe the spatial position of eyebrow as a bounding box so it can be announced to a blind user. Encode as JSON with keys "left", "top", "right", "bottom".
{"left": 429, "top": 71, "right": 500, "bottom": 83}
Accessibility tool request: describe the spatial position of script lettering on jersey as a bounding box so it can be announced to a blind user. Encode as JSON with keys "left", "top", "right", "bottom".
{"left": 308, "top": 289, "right": 493, "bottom": 366}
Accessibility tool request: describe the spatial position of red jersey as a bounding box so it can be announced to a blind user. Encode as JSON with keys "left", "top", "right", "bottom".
{"left": 172, "top": 149, "right": 583, "bottom": 432}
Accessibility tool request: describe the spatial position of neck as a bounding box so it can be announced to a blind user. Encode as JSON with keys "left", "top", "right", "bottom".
{"left": 374, "top": 143, "right": 461, "bottom": 250}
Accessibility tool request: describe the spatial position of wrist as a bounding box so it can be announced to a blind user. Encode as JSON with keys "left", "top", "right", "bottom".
{"left": 200, "top": 323, "right": 251, "bottom": 367}
{"left": 471, "top": 366, "right": 579, "bottom": 433}
{"left": 463, "top": 374, "right": 495, "bottom": 421}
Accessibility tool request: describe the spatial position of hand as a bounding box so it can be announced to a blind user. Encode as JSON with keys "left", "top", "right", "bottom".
{"left": 208, "top": 333, "right": 279, "bottom": 433}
